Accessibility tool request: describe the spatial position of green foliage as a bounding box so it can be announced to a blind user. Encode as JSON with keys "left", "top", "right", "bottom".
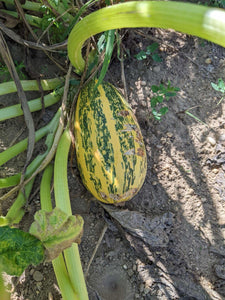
{"left": 96, "top": 29, "right": 116, "bottom": 87}
{"left": 150, "top": 81, "right": 180, "bottom": 120}
{"left": 207, "top": 0, "right": 225, "bottom": 8}
{"left": 0, "top": 226, "right": 44, "bottom": 276}
{"left": 135, "top": 43, "right": 162, "bottom": 62}
{"left": 39, "top": 6, "right": 65, "bottom": 43}
{"left": 0, "top": 61, "right": 26, "bottom": 82}
{"left": 211, "top": 78, "right": 225, "bottom": 105}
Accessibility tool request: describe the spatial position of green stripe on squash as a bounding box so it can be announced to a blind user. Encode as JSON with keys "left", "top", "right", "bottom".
{"left": 74, "top": 80, "right": 147, "bottom": 204}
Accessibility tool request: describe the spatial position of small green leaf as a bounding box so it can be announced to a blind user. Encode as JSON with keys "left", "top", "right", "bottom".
{"left": 150, "top": 97, "right": 158, "bottom": 108}
{"left": 134, "top": 50, "right": 147, "bottom": 60}
{"left": 151, "top": 85, "right": 160, "bottom": 93}
{"left": 146, "top": 42, "right": 159, "bottom": 54}
{"left": 0, "top": 226, "right": 44, "bottom": 276}
{"left": 211, "top": 78, "right": 225, "bottom": 93}
{"left": 152, "top": 53, "right": 162, "bottom": 62}
{"left": 29, "top": 208, "right": 84, "bottom": 261}
{"left": 159, "top": 106, "right": 169, "bottom": 115}
{"left": 157, "top": 95, "right": 164, "bottom": 103}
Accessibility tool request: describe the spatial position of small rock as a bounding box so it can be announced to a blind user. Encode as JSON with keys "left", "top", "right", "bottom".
{"left": 153, "top": 66, "right": 160, "bottom": 73}
{"left": 123, "top": 264, "right": 128, "bottom": 270}
{"left": 218, "top": 134, "right": 225, "bottom": 142}
{"left": 212, "top": 168, "right": 219, "bottom": 174}
{"left": 29, "top": 268, "right": 35, "bottom": 275}
{"left": 205, "top": 58, "right": 212, "bottom": 64}
{"left": 166, "top": 132, "right": 173, "bottom": 138}
{"left": 33, "top": 271, "right": 43, "bottom": 282}
{"left": 207, "top": 136, "right": 216, "bottom": 146}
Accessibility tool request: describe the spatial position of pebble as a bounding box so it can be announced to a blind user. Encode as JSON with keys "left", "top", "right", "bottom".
{"left": 205, "top": 58, "right": 212, "bottom": 64}
{"left": 33, "top": 271, "right": 44, "bottom": 282}
{"left": 166, "top": 132, "right": 173, "bottom": 138}
{"left": 218, "top": 134, "right": 225, "bottom": 142}
{"left": 123, "top": 264, "right": 128, "bottom": 270}
{"left": 207, "top": 136, "right": 216, "bottom": 146}
{"left": 153, "top": 65, "right": 160, "bottom": 73}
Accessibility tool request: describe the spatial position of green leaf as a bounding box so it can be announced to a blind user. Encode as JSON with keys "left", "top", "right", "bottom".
{"left": 146, "top": 42, "right": 159, "bottom": 54}
{"left": 96, "top": 29, "right": 115, "bottom": 87}
{"left": 0, "top": 226, "right": 44, "bottom": 276}
{"left": 134, "top": 50, "right": 147, "bottom": 60}
{"left": 150, "top": 97, "right": 158, "bottom": 108}
{"left": 157, "top": 95, "right": 164, "bottom": 103}
{"left": 159, "top": 106, "right": 168, "bottom": 115}
{"left": 151, "top": 85, "right": 160, "bottom": 93}
{"left": 29, "top": 208, "right": 84, "bottom": 261}
{"left": 151, "top": 53, "right": 162, "bottom": 62}
{"left": 211, "top": 78, "right": 225, "bottom": 93}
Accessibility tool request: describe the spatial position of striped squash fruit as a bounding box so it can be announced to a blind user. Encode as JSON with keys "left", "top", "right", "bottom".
{"left": 74, "top": 80, "right": 147, "bottom": 204}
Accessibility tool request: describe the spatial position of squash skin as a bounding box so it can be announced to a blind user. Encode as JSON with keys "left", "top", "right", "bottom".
{"left": 74, "top": 80, "right": 147, "bottom": 204}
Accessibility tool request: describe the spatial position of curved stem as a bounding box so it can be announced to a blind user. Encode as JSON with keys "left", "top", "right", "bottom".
{"left": 68, "top": 1, "right": 225, "bottom": 73}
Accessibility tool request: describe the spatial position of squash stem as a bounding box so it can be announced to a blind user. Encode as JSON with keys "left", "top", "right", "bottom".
{"left": 54, "top": 129, "right": 89, "bottom": 300}
{"left": 68, "top": 1, "right": 225, "bottom": 73}
{"left": 40, "top": 164, "right": 79, "bottom": 300}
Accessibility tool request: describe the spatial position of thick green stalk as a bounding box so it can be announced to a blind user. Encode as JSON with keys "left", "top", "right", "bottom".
{"left": 0, "top": 173, "right": 20, "bottom": 188}
{"left": 0, "top": 111, "right": 60, "bottom": 224}
{"left": 0, "top": 88, "right": 63, "bottom": 122}
{"left": 54, "top": 129, "right": 89, "bottom": 300}
{"left": 0, "top": 78, "right": 63, "bottom": 96}
{"left": 68, "top": 1, "right": 225, "bottom": 73}
{"left": 40, "top": 164, "right": 79, "bottom": 300}
{"left": 40, "top": 164, "right": 54, "bottom": 212}
{"left": 0, "top": 109, "right": 60, "bottom": 167}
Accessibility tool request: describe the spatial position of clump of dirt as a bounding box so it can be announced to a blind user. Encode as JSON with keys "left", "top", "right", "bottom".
{"left": 1, "top": 27, "right": 225, "bottom": 300}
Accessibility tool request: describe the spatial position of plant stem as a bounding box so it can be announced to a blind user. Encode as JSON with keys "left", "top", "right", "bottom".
{"left": 54, "top": 129, "right": 89, "bottom": 300}
{"left": 0, "top": 109, "right": 60, "bottom": 166}
{"left": 0, "top": 88, "right": 63, "bottom": 122}
{"left": 40, "top": 160, "right": 79, "bottom": 299}
{"left": 68, "top": 1, "right": 225, "bottom": 73}
{"left": 0, "top": 78, "right": 63, "bottom": 96}
{"left": 0, "top": 111, "right": 60, "bottom": 223}
{"left": 0, "top": 173, "right": 20, "bottom": 188}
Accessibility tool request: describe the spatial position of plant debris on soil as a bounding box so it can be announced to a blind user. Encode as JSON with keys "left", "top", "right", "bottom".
{"left": 1, "top": 24, "right": 225, "bottom": 300}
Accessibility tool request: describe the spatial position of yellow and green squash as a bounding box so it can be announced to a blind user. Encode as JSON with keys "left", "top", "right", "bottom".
{"left": 74, "top": 80, "right": 147, "bottom": 204}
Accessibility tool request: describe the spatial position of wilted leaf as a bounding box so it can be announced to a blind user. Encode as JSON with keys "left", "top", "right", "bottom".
{"left": 103, "top": 205, "right": 174, "bottom": 248}
{"left": 29, "top": 208, "right": 84, "bottom": 261}
{"left": 0, "top": 226, "right": 44, "bottom": 276}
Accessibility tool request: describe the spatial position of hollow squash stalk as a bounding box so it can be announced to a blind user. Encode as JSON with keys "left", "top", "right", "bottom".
{"left": 68, "top": 1, "right": 225, "bottom": 73}
{"left": 54, "top": 129, "right": 88, "bottom": 300}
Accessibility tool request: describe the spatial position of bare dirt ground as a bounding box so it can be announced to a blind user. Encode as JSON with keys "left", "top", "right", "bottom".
{"left": 1, "top": 27, "right": 225, "bottom": 300}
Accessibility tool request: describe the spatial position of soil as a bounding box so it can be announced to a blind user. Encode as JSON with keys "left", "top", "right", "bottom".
{"left": 1, "top": 26, "right": 225, "bottom": 300}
